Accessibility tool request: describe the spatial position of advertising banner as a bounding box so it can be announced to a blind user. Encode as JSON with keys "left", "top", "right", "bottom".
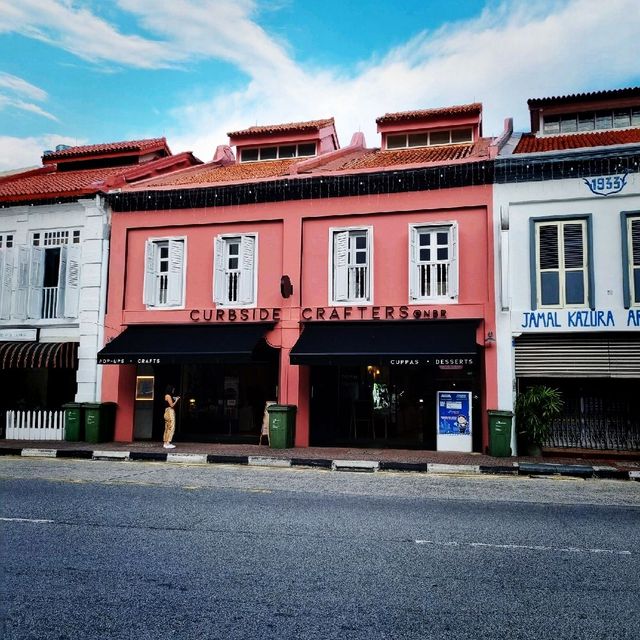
{"left": 437, "top": 390, "right": 472, "bottom": 452}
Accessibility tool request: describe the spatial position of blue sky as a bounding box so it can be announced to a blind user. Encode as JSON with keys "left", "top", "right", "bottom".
{"left": 1, "top": 0, "right": 639, "bottom": 170}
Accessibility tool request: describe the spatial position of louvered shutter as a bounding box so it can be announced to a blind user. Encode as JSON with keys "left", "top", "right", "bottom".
{"left": 56, "top": 245, "right": 68, "bottom": 318}
{"left": 143, "top": 240, "right": 157, "bottom": 305}
{"left": 333, "top": 231, "right": 349, "bottom": 302}
{"left": 166, "top": 239, "right": 184, "bottom": 306}
{"left": 538, "top": 224, "right": 560, "bottom": 306}
{"left": 408, "top": 227, "right": 418, "bottom": 301}
{"left": 563, "top": 222, "right": 586, "bottom": 305}
{"left": 631, "top": 218, "right": 640, "bottom": 304}
{"left": 0, "top": 248, "right": 15, "bottom": 319}
{"left": 214, "top": 237, "right": 225, "bottom": 304}
{"left": 14, "top": 246, "right": 30, "bottom": 319}
{"left": 239, "top": 235, "right": 255, "bottom": 304}
{"left": 64, "top": 244, "right": 81, "bottom": 318}
{"left": 27, "top": 246, "right": 45, "bottom": 319}
{"left": 449, "top": 224, "right": 458, "bottom": 298}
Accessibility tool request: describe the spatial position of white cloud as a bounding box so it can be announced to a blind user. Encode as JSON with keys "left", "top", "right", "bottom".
{"left": 0, "top": 73, "right": 57, "bottom": 122}
{"left": 0, "top": 0, "right": 181, "bottom": 68}
{"left": 0, "top": 134, "right": 83, "bottom": 171}
{"left": 0, "top": 72, "right": 47, "bottom": 101}
{"left": 162, "top": 0, "right": 640, "bottom": 160}
{"left": 2, "top": 0, "right": 640, "bottom": 167}
{"left": 0, "top": 96, "right": 58, "bottom": 122}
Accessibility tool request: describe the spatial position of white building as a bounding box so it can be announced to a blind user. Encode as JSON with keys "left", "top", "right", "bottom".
{"left": 0, "top": 140, "right": 199, "bottom": 436}
{"left": 494, "top": 88, "right": 640, "bottom": 452}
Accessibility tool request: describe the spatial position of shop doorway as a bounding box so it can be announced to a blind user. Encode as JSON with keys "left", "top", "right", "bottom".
{"left": 145, "top": 360, "right": 278, "bottom": 443}
{"left": 309, "top": 364, "right": 480, "bottom": 449}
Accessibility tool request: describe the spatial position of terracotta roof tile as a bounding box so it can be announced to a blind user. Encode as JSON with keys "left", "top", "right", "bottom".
{"left": 43, "top": 137, "right": 168, "bottom": 161}
{"left": 0, "top": 167, "right": 128, "bottom": 200}
{"left": 527, "top": 87, "right": 640, "bottom": 108}
{"left": 0, "top": 152, "right": 199, "bottom": 202}
{"left": 228, "top": 118, "right": 334, "bottom": 138}
{"left": 513, "top": 128, "right": 640, "bottom": 154}
{"left": 376, "top": 103, "right": 482, "bottom": 125}
{"left": 138, "top": 159, "right": 299, "bottom": 188}
{"left": 334, "top": 139, "right": 490, "bottom": 170}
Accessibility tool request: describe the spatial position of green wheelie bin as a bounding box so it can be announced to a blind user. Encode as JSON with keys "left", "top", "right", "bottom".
{"left": 63, "top": 402, "right": 85, "bottom": 441}
{"left": 488, "top": 410, "right": 514, "bottom": 457}
{"left": 83, "top": 402, "right": 117, "bottom": 444}
{"left": 267, "top": 404, "right": 296, "bottom": 449}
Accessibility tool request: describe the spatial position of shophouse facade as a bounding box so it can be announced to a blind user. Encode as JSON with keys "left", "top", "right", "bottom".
{"left": 494, "top": 87, "right": 640, "bottom": 451}
{"left": 99, "top": 107, "right": 506, "bottom": 451}
{"left": 0, "top": 139, "right": 200, "bottom": 436}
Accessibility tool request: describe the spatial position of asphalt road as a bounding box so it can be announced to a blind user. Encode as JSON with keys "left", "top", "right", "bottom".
{"left": 1, "top": 458, "right": 639, "bottom": 640}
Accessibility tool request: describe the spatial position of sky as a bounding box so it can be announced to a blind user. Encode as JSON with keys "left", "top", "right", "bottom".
{"left": 1, "top": 0, "right": 639, "bottom": 171}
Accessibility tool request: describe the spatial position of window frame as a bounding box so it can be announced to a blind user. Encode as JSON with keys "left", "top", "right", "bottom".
{"left": 328, "top": 225, "right": 373, "bottom": 306}
{"left": 621, "top": 210, "right": 640, "bottom": 308}
{"left": 143, "top": 236, "right": 187, "bottom": 309}
{"left": 213, "top": 232, "right": 258, "bottom": 308}
{"left": 530, "top": 215, "right": 594, "bottom": 310}
{"left": 239, "top": 143, "right": 317, "bottom": 163}
{"left": 385, "top": 128, "right": 473, "bottom": 150}
{"left": 408, "top": 222, "right": 458, "bottom": 303}
{"left": 543, "top": 107, "right": 640, "bottom": 135}
{"left": 0, "top": 233, "right": 14, "bottom": 249}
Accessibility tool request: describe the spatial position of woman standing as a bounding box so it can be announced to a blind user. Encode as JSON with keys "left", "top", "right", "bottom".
{"left": 163, "top": 385, "right": 180, "bottom": 449}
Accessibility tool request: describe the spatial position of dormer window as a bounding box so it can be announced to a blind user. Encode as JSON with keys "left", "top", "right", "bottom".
{"left": 385, "top": 128, "right": 473, "bottom": 150}
{"left": 543, "top": 107, "right": 640, "bottom": 135}
{"left": 239, "top": 142, "right": 317, "bottom": 162}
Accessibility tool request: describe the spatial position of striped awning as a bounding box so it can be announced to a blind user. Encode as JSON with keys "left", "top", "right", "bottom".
{"left": 0, "top": 341, "right": 78, "bottom": 369}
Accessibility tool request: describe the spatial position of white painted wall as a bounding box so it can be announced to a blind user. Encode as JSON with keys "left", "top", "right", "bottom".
{"left": 0, "top": 196, "right": 110, "bottom": 402}
{"left": 493, "top": 168, "right": 640, "bottom": 417}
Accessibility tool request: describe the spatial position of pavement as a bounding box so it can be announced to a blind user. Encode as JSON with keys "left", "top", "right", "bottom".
{"left": 1, "top": 438, "right": 639, "bottom": 481}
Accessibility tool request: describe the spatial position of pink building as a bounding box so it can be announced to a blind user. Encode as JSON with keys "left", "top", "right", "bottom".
{"left": 99, "top": 107, "right": 502, "bottom": 451}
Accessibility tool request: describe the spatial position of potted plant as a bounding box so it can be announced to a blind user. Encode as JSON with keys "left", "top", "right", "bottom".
{"left": 514, "top": 385, "right": 563, "bottom": 456}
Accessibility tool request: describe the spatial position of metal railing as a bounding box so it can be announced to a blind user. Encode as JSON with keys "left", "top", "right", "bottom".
{"left": 226, "top": 271, "right": 240, "bottom": 303}
{"left": 348, "top": 266, "right": 368, "bottom": 300}
{"left": 418, "top": 263, "right": 449, "bottom": 297}
{"left": 544, "top": 404, "right": 639, "bottom": 451}
{"left": 42, "top": 286, "right": 59, "bottom": 319}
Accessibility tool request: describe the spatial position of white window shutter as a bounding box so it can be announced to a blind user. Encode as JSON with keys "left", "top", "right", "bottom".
{"left": 27, "top": 246, "right": 45, "bottom": 319}
{"left": 333, "top": 231, "right": 349, "bottom": 301}
{"left": 166, "top": 239, "right": 184, "bottom": 306}
{"left": 143, "top": 240, "right": 157, "bottom": 306}
{"left": 239, "top": 235, "right": 255, "bottom": 304}
{"left": 64, "top": 244, "right": 81, "bottom": 318}
{"left": 409, "top": 227, "right": 418, "bottom": 301}
{"left": 56, "top": 245, "right": 68, "bottom": 318}
{"left": 14, "top": 246, "right": 30, "bottom": 319}
{"left": 213, "top": 237, "right": 225, "bottom": 304}
{"left": 449, "top": 224, "right": 458, "bottom": 298}
{"left": 0, "top": 248, "right": 15, "bottom": 320}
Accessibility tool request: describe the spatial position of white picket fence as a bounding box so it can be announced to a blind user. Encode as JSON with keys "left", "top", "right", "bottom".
{"left": 5, "top": 410, "right": 66, "bottom": 440}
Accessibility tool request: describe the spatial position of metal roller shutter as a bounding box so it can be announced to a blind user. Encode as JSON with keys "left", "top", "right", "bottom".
{"left": 515, "top": 333, "right": 640, "bottom": 378}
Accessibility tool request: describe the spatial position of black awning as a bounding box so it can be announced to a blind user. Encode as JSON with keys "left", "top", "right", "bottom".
{"left": 97, "top": 323, "right": 275, "bottom": 365}
{"left": 289, "top": 320, "right": 479, "bottom": 366}
{"left": 0, "top": 341, "right": 78, "bottom": 369}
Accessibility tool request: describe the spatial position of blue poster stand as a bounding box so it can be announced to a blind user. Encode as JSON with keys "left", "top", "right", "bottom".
{"left": 436, "top": 390, "right": 473, "bottom": 452}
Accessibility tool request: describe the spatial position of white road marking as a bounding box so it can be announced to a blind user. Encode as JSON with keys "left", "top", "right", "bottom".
{"left": 1, "top": 517, "right": 54, "bottom": 524}
{"left": 415, "top": 539, "right": 632, "bottom": 555}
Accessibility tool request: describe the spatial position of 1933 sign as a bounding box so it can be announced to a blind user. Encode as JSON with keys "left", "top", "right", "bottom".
{"left": 583, "top": 173, "right": 628, "bottom": 197}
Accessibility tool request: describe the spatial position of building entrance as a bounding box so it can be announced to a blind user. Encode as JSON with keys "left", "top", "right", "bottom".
{"left": 139, "top": 360, "right": 278, "bottom": 444}
{"left": 309, "top": 364, "right": 480, "bottom": 449}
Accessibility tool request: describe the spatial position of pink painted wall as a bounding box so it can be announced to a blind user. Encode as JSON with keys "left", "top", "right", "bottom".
{"left": 102, "top": 183, "right": 497, "bottom": 450}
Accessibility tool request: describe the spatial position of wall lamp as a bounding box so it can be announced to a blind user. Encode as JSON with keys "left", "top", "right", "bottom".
{"left": 280, "top": 275, "right": 294, "bottom": 298}
{"left": 484, "top": 331, "right": 496, "bottom": 345}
